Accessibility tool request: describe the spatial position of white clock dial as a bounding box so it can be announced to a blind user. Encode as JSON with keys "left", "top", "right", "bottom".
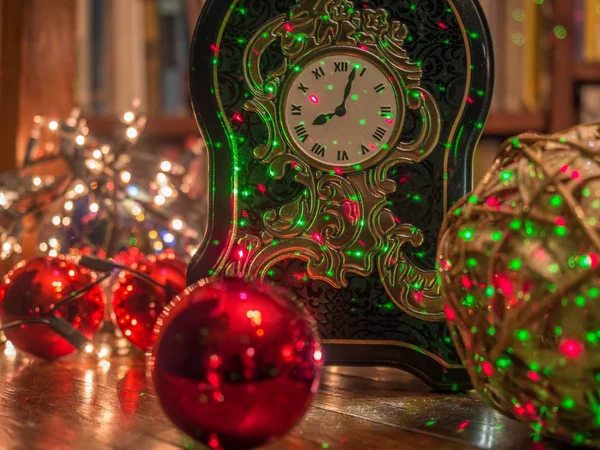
{"left": 282, "top": 51, "right": 400, "bottom": 169}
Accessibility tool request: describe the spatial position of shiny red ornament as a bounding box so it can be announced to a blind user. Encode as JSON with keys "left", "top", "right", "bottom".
{"left": 149, "top": 278, "right": 323, "bottom": 450}
{"left": 0, "top": 256, "right": 105, "bottom": 359}
{"left": 114, "top": 247, "right": 146, "bottom": 267}
{"left": 113, "top": 254, "right": 187, "bottom": 351}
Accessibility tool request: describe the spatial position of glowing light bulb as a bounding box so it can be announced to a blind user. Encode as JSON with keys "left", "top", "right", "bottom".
{"left": 4, "top": 341, "right": 16, "bottom": 358}
{"left": 75, "top": 135, "right": 85, "bottom": 146}
{"left": 126, "top": 127, "right": 138, "bottom": 139}
{"left": 160, "top": 161, "right": 172, "bottom": 172}
{"left": 101, "top": 145, "right": 110, "bottom": 154}
{"left": 120, "top": 171, "right": 131, "bottom": 184}
{"left": 0, "top": 192, "right": 7, "bottom": 207}
{"left": 48, "top": 237, "right": 59, "bottom": 248}
{"left": 89, "top": 202, "right": 99, "bottom": 213}
{"left": 131, "top": 205, "right": 142, "bottom": 216}
{"left": 39, "top": 243, "right": 48, "bottom": 252}
{"left": 160, "top": 186, "right": 173, "bottom": 197}
{"left": 48, "top": 249, "right": 58, "bottom": 257}
{"left": 156, "top": 173, "right": 167, "bottom": 185}
{"left": 163, "top": 232, "right": 175, "bottom": 244}
{"left": 32, "top": 177, "right": 42, "bottom": 187}
{"left": 171, "top": 218, "right": 183, "bottom": 230}
{"left": 64, "top": 201, "right": 73, "bottom": 211}
{"left": 48, "top": 121, "right": 59, "bottom": 131}
{"left": 92, "top": 149, "right": 102, "bottom": 159}
{"left": 153, "top": 241, "right": 164, "bottom": 251}
{"left": 154, "top": 195, "right": 166, "bottom": 206}
{"left": 62, "top": 217, "right": 71, "bottom": 226}
{"left": 74, "top": 183, "right": 85, "bottom": 195}
{"left": 52, "top": 215, "right": 61, "bottom": 226}
{"left": 123, "top": 111, "right": 135, "bottom": 123}
{"left": 2, "top": 242, "right": 12, "bottom": 254}
{"left": 84, "top": 344, "right": 94, "bottom": 353}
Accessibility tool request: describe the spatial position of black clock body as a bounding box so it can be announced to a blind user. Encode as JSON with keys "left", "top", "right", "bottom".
{"left": 188, "top": 0, "right": 493, "bottom": 390}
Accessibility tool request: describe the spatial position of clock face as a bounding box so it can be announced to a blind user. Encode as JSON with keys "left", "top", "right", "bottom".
{"left": 281, "top": 50, "right": 401, "bottom": 170}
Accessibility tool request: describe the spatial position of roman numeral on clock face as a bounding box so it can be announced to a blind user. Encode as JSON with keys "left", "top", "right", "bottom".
{"left": 379, "top": 106, "right": 392, "bottom": 116}
{"left": 295, "top": 125, "right": 309, "bottom": 142}
{"left": 360, "top": 67, "right": 367, "bottom": 77}
{"left": 361, "top": 144, "right": 371, "bottom": 155}
{"left": 334, "top": 61, "right": 349, "bottom": 72}
{"left": 312, "top": 67, "right": 325, "bottom": 79}
{"left": 374, "top": 83, "right": 386, "bottom": 93}
{"left": 311, "top": 143, "right": 326, "bottom": 157}
{"left": 291, "top": 104, "right": 302, "bottom": 116}
{"left": 372, "top": 127, "right": 387, "bottom": 142}
{"left": 337, "top": 150, "right": 349, "bottom": 161}
{"left": 298, "top": 82, "right": 309, "bottom": 93}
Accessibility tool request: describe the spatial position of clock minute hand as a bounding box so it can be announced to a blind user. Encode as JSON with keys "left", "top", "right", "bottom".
{"left": 335, "top": 67, "right": 357, "bottom": 116}
{"left": 312, "top": 112, "right": 336, "bottom": 126}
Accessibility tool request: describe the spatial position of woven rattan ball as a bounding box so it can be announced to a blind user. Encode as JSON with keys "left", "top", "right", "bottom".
{"left": 438, "top": 123, "right": 600, "bottom": 447}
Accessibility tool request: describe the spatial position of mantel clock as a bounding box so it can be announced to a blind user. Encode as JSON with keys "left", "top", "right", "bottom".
{"left": 188, "top": 0, "right": 493, "bottom": 390}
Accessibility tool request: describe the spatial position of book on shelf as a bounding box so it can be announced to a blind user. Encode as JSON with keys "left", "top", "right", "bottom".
{"left": 579, "top": 84, "right": 600, "bottom": 123}
{"left": 75, "top": 0, "right": 205, "bottom": 117}
{"left": 479, "top": 0, "right": 550, "bottom": 114}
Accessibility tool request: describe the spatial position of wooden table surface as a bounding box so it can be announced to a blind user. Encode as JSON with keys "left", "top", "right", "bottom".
{"left": 0, "top": 348, "right": 578, "bottom": 450}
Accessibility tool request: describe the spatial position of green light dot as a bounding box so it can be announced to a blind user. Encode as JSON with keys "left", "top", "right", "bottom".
{"left": 351, "top": 94, "right": 358, "bottom": 101}
{"left": 549, "top": 195, "right": 563, "bottom": 207}
{"left": 488, "top": 327, "right": 496, "bottom": 336}
{"left": 500, "top": 170, "right": 513, "bottom": 181}
{"left": 459, "top": 228, "right": 474, "bottom": 241}
{"left": 360, "top": 119, "right": 366, "bottom": 125}
{"left": 554, "top": 326, "right": 563, "bottom": 336}
{"left": 497, "top": 357, "right": 512, "bottom": 369}
{"left": 466, "top": 258, "right": 478, "bottom": 268}
{"left": 587, "top": 332, "right": 597, "bottom": 343}
{"left": 576, "top": 295, "right": 586, "bottom": 307}
{"left": 509, "top": 259, "right": 522, "bottom": 270}
{"left": 515, "top": 329, "right": 530, "bottom": 341}
{"left": 530, "top": 362, "right": 540, "bottom": 371}
{"left": 554, "top": 226, "right": 567, "bottom": 236}
{"left": 462, "top": 294, "right": 475, "bottom": 307}
{"left": 563, "top": 398, "right": 575, "bottom": 409}
{"left": 554, "top": 25, "right": 567, "bottom": 40}
{"left": 485, "top": 286, "right": 495, "bottom": 297}
{"left": 590, "top": 287, "right": 600, "bottom": 298}
{"left": 327, "top": 85, "right": 333, "bottom": 90}
{"left": 468, "top": 195, "right": 478, "bottom": 204}
{"left": 491, "top": 231, "right": 502, "bottom": 241}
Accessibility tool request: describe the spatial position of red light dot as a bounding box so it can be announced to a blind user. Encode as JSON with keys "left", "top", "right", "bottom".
{"left": 560, "top": 339, "right": 583, "bottom": 358}
{"left": 444, "top": 305, "right": 456, "bottom": 321}
{"left": 283, "top": 23, "right": 294, "bottom": 32}
{"left": 572, "top": 170, "right": 580, "bottom": 179}
{"left": 309, "top": 95, "right": 319, "bottom": 104}
{"left": 482, "top": 361, "right": 494, "bottom": 376}
{"left": 527, "top": 371, "right": 540, "bottom": 382}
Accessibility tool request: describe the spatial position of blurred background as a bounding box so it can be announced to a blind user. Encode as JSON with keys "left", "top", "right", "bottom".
{"left": 0, "top": 0, "right": 597, "bottom": 265}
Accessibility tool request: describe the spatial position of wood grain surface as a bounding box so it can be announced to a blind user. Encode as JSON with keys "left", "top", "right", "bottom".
{"left": 0, "top": 348, "right": 579, "bottom": 450}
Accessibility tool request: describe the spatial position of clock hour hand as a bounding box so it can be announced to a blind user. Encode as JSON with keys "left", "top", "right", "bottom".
{"left": 312, "top": 112, "right": 335, "bottom": 125}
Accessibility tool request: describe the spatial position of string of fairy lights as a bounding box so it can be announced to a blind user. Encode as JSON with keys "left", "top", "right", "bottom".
{"left": 0, "top": 101, "right": 205, "bottom": 266}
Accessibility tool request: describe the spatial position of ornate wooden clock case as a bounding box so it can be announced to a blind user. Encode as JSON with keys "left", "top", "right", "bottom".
{"left": 188, "top": 0, "right": 493, "bottom": 390}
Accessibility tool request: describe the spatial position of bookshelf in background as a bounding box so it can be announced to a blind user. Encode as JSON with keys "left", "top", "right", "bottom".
{"left": 75, "top": 0, "right": 205, "bottom": 121}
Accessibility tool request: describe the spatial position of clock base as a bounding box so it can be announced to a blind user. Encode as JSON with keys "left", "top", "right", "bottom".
{"left": 324, "top": 341, "right": 472, "bottom": 391}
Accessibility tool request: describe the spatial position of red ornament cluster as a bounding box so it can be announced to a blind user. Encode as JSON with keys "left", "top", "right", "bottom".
{"left": 0, "top": 256, "right": 104, "bottom": 360}
{"left": 149, "top": 278, "right": 323, "bottom": 450}
{"left": 113, "top": 253, "right": 187, "bottom": 351}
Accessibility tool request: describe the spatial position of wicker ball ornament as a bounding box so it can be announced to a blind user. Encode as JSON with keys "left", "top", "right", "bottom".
{"left": 438, "top": 124, "right": 600, "bottom": 447}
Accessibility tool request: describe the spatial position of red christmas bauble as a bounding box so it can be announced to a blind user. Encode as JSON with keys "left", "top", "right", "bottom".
{"left": 113, "top": 254, "right": 187, "bottom": 351}
{"left": 0, "top": 256, "right": 105, "bottom": 359}
{"left": 149, "top": 278, "right": 323, "bottom": 450}
{"left": 114, "top": 247, "right": 146, "bottom": 267}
